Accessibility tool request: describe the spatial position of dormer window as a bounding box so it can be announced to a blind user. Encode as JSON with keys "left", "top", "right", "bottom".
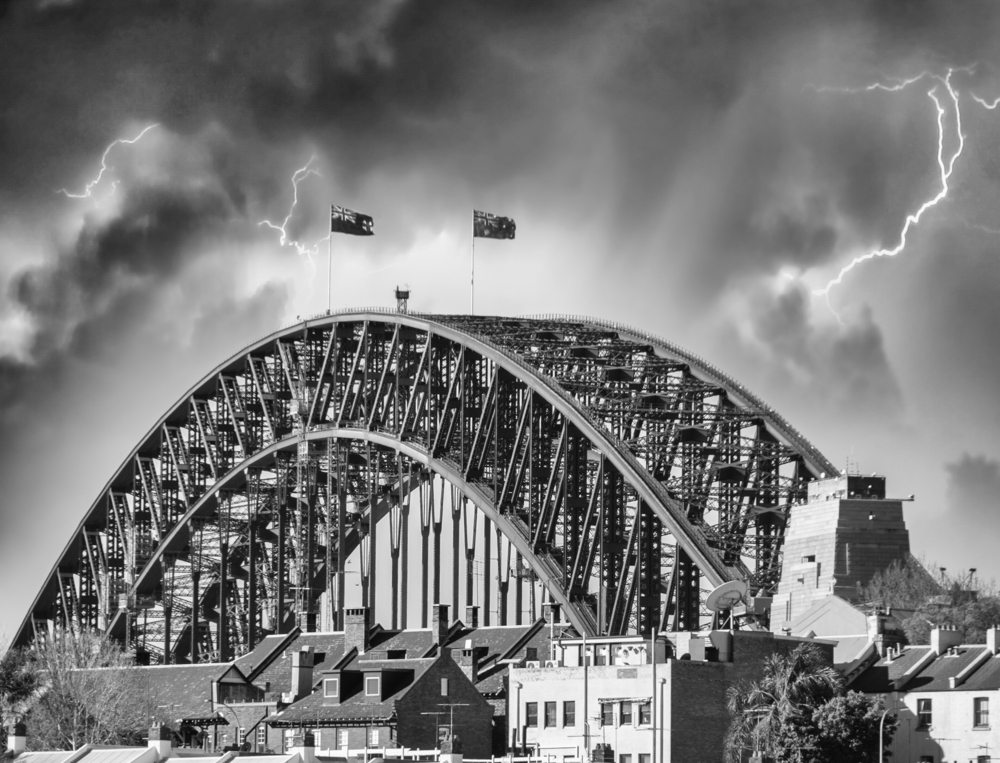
{"left": 365, "top": 675, "right": 381, "bottom": 697}
{"left": 323, "top": 677, "right": 339, "bottom": 698}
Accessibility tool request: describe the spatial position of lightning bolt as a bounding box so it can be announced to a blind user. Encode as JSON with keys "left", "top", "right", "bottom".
{"left": 972, "top": 94, "right": 1000, "bottom": 110}
{"left": 813, "top": 68, "right": 966, "bottom": 299}
{"left": 258, "top": 156, "right": 329, "bottom": 258}
{"left": 58, "top": 123, "right": 159, "bottom": 199}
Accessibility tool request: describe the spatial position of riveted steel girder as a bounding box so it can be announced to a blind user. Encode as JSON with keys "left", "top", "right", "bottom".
{"left": 15, "top": 312, "right": 834, "bottom": 661}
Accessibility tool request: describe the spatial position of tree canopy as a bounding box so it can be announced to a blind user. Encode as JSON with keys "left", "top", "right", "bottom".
{"left": 725, "top": 643, "right": 895, "bottom": 763}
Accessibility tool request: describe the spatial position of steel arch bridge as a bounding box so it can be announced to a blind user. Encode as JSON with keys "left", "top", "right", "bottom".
{"left": 15, "top": 311, "right": 836, "bottom": 663}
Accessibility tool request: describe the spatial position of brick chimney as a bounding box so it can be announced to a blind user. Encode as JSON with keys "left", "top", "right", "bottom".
{"left": 465, "top": 605, "right": 479, "bottom": 629}
{"left": 454, "top": 641, "right": 486, "bottom": 683}
{"left": 988, "top": 626, "right": 1000, "bottom": 655}
{"left": 931, "top": 626, "right": 963, "bottom": 655}
{"left": 433, "top": 603, "right": 450, "bottom": 646}
{"left": 7, "top": 722, "right": 26, "bottom": 756}
{"left": 344, "top": 607, "right": 371, "bottom": 655}
{"left": 148, "top": 724, "right": 172, "bottom": 761}
{"left": 290, "top": 646, "right": 315, "bottom": 701}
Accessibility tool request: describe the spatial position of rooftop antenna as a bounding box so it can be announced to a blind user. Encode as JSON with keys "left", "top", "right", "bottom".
{"left": 395, "top": 285, "right": 410, "bottom": 314}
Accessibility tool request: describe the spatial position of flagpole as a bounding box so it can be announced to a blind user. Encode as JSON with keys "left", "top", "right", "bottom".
{"left": 471, "top": 218, "right": 476, "bottom": 315}
{"left": 327, "top": 230, "right": 333, "bottom": 314}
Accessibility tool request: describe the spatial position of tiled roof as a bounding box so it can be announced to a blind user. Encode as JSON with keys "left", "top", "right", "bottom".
{"left": 852, "top": 645, "right": 1000, "bottom": 693}
{"left": 74, "top": 748, "right": 158, "bottom": 763}
{"left": 15, "top": 753, "right": 75, "bottom": 763}
{"left": 235, "top": 634, "right": 297, "bottom": 679}
{"left": 961, "top": 652, "right": 1000, "bottom": 691}
{"left": 270, "top": 655, "right": 437, "bottom": 726}
{"left": 85, "top": 663, "right": 226, "bottom": 722}
{"left": 250, "top": 633, "right": 346, "bottom": 696}
{"left": 905, "top": 646, "right": 989, "bottom": 691}
{"left": 850, "top": 646, "right": 933, "bottom": 693}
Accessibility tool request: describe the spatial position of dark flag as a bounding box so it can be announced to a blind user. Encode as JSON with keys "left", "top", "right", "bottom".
{"left": 331, "top": 205, "right": 374, "bottom": 236}
{"left": 473, "top": 209, "right": 516, "bottom": 239}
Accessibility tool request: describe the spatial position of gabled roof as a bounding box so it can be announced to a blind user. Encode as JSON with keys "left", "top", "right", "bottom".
{"left": 851, "top": 646, "right": 933, "bottom": 693}
{"left": 961, "top": 652, "right": 1000, "bottom": 691}
{"left": 905, "top": 646, "right": 990, "bottom": 691}
{"left": 851, "top": 645, "right": 1000, "bottom": 693}
{"left": 249, "top": 632, "right": 347, "bottom": 696}
{"left": 235, "top": 632, "right": 300, "bottom": 681}
{"left": 269, "top": 655, "right": 437, "bottom": 726}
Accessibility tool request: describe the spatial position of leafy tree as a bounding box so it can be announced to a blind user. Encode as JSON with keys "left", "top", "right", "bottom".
{"left": 860, "top": 554, "right": 942, "bottom": 611}
{"left": 0, "top": 644, "right": 40, "bottom": 749}
{"left": 24, "top": 627, "right": 143, "bottom": 750}
{"left": 726, "top": 645, "right": 894, "bottom": 763}
{"left": 808, "top": 691, "right": 896, "bottom": 763}
{"left": 725, "top": 644, "right": 842, "bottom": 762}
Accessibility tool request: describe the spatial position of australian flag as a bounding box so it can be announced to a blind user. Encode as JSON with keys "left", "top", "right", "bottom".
{"left": 473, "top": 209, "right": 516, "bottom": 239}
{"left": 331, "top": 205, "right": 374, "bottom": 236}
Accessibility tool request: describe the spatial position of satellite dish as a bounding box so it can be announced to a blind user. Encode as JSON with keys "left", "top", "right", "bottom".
{"left": 706, "top": 580, "right": 748, "bottom": 613}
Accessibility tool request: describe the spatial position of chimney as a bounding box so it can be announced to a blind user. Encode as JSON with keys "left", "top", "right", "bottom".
{"left": 148, "top": 724, "right": 172, "bottom": 761}
{"left": 931, "top": 626, "right": 963, "bottom": 656}
{"left": 433, "top": 603, "right": 450, "bottom": 646}
{"left": 344, "top": 607, "right": 371, "bottom": 654}
{"left": 454, "top": 640, "right": 483, "bottom": 682}
{"left": 465, "top": 605, "right": 479, "bottom": 629}
{"left": 988, "top": 626, "right": 1000, "bottom": 655}
{"left": 290, "top": 730, "right": 317, "bottom": 763}
{"left": 7, "top": 722, "right": 26, "bottom": 756}
{"left": 290, "top": 646, "right": 315, "bottom": 701}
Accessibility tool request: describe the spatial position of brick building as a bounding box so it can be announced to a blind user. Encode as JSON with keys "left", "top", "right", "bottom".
{"left": 108, "top": 603, "right": 547, "bottom": 755}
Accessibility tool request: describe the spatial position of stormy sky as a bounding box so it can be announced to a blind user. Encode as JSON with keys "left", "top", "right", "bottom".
{"left": 3, "top": 0, "right": 1000, "bottom": 638}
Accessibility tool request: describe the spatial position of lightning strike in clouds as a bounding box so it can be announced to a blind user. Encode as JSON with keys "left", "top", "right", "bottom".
{"left": 258, "top": 156, "right": 330, "bottom": 259}
{"left": 972, "top": 94, "right": 1000, "bottom": 110}
{"left": 57, "top": 124, "right": 159, "bottom": 199}
{"left": 813, "top": 69, "right": 966, "bottom": 299}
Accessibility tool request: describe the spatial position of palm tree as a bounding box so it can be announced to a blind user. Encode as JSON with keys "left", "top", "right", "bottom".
{"left": 725, "top": 643, "right": 842, "bottom": 763}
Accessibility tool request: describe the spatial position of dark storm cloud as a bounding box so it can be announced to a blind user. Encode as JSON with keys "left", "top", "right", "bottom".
{"left": 744, "top": 283, "right": 903, "bottom": 422}
{"left": 10, "top": 179, "right": 240, "bottom": 362}
{"left": 945, "top": 453, "right": 1000, "bottom": 525}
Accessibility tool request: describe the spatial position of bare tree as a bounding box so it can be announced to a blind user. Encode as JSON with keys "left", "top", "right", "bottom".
{"left": 25, "top": 627, "right": 145, "bottom": 750}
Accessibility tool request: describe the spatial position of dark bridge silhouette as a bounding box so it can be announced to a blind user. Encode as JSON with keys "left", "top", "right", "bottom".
{"left": 15, "top": 311, "right": 835, "bottom": 663}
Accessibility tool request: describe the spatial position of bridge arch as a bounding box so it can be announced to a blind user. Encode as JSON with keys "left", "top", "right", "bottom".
{"left": 16, "top": 312, "right": 835, "bottom": 662}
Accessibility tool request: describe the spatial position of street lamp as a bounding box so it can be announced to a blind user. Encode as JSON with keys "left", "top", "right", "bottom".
{"left": 877, "top": 708, "right": 890, "bottom": 763}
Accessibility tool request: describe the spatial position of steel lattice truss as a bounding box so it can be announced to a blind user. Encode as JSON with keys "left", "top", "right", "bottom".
{"left": 15, "top": 312, "right": 836, "bottom": 663}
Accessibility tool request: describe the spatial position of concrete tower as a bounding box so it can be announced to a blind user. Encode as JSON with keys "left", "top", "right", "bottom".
{"left": 771, "top": 473, "right": 910, "bottom": 632}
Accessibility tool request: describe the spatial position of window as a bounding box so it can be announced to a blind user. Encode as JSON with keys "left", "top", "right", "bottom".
{"left": 238, "top": 728, "right": 246, "bottom": 744}
{"left": 917, "top": 698, "right": 932, "bottom": 728}
{"left": 368, "top": 728, "right": 379, "bottom": 746}
{"left": 256, "top": 726, "right": 266, "bottom": 748}
{"left": 323, "top": 677, "right": 339, "bottom": 698}
{"left": 526, "top": 647, "right": 538, "bottom": 661}
{"left": 975, "top": 696, "right": 990, "bottom": 727}
{"left": 619, "top": 756, "right": 632, "bottom": 763}
{"left": 601, "top": 702, "right": 614, "bottom": 726}
{"left": 563, "top": 700, "right": 576, "bottom": 727}
{"left": 365, "top": 675, "right": 381, "bottom": 697}
{"left": 918, "top": 757, "right": 934, "bottom": 763}
{"left": 638, "top": 755, "right": 651, "bottom": 763}
{"left": 978, "top": 756, "right": 990, "bottom": 763}
{"left": 544, "top": 701, "right": 557, "bottom": 728}
{"left": 620, "top": 701, "right": 632, "bottom": 725}
{"left": 337, "top": 729, "right": 349, "bottom": 748}
{"left": 441, "top": 677, "right": 449, "bottom": 696}
{"left": 525, "top": 701, "right": 538, "bottom": 727}
{"left": 638, "top": 701, "right": 651, "bottom": 725}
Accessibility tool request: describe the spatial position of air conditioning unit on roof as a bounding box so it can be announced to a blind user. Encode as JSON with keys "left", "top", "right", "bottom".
{"left": 525, "top": 660, "right": 541, "bottom": 668}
